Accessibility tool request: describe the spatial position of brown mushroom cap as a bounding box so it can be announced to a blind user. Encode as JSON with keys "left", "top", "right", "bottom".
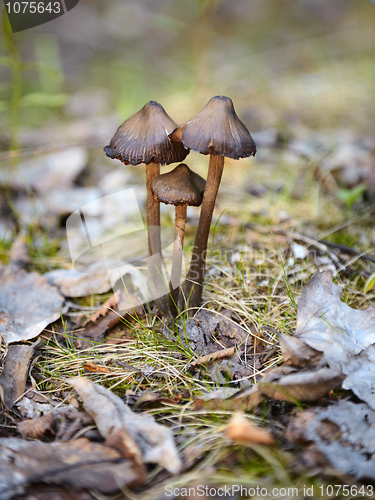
{"left": 104, "top": 101, "right": 189, "bottom": 166}
{"left": 150, "top": 163, "right": 206, "bottom": 207}
{"left": 170, "top": 96, "right": 256, "bottom": 160}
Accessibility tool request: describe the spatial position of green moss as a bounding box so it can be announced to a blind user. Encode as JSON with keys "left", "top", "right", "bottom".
{"left": 326, "top": 230, "right": 358, "bottom": 249}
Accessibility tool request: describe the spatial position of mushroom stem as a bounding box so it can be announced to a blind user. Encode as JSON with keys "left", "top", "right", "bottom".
{"left": 146, "top": 161, "right": 161, "bottom": 256}
{"left": 146, "top": 162, "right": 169, "bottom": 315}
{"left": 183, "top": 154, "right": 224, "bottom": 309}
{"left": 169, "top": 204, "right": 187, "bottom": 316}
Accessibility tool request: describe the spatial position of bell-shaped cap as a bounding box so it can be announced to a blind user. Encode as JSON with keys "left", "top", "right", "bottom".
{"left": 150, "top": 163, "right": 206, "bottom": 207}
{"left": 170, "top": 96, "right": 256, "bottom": 160}
{"left": 104, "top": 101, "right": 189, "bottom": 166}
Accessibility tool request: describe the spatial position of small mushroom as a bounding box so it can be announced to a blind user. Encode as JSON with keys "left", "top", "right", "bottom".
{"left": 104, "top": 101, "right": 189, "bottom": 314}
{"left": 170, "top": 96, "right": 256, "bottom": 309}
{"left": 150, "top": 163, "right": 205, "bottom": 316}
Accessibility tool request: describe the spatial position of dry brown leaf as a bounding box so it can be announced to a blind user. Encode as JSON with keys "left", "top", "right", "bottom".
{"left": 194, "top": 271, "right": 375, "bottom": 412}
{"left": 166, "top": 310, "right": 255, "bottom": 385}
{"left": 0, "top": 343, "right": 35, "bottom": 409}
{"left": 0, "top": 265, "right": 66, "bottom": 344}
{"left": 82, "top": 290, "right": 121, "bottom": 326}
{"left": 68, "top": 377, "right": 181, "bottom": 474}
{"left": 74, "top": 311, "right": 122, "bottom": 348}
{"left": 74, "top": 289, "right": 143, "bottom": 348}
{"left": 286, "top": 399, "right": 375, "bottom": 480}
{"left": 194, "top": 366, "right": 343, "bottom": 410}
{"left": 1, "top": 147, "right": 88, "bottom": 193}
{"left": 258, "top": 366, "right": 344, "bottom": 403}
{"left": 322, "top": 142, "right": 372, "bottom": 188}
{"left": 179, "top": 310, "right": 250, "bottom": 355}
{"left": 133, "top": 391, "right": 182, "bottom": 410}
{"left": 280, "top": 270, "right": 375, "bottom": 409}
{"left": 226, "top": 412, "right": 275, "bottom": 446}
{"left": 16, "top": 396, "right": 53, "bottom": 419}
{"left": 82, "top": 288, "right": 142, "bottom": 326}
{"left": 14, "top": 485, "right": 95, "bottom": 500}
{"left": 82, "top": 362, "right": 114, "bottom": 375}
{"left": 17, "top": 412, "right": 57, "bottom": 440}
{"left": 16, "top": 406, "right": 93, "bottom": 442}
{"left": 105, "top": 428, "right": 145, "bottom": 481}
{"left": 278, "top": 334, "right": 323, "bottom": 367}
{"left": 0, "top": 437, "right": 142, "bottom": 499}
{"left": 194, "top": 387, "right": 260, "bottom": 411}
{"left": 45, "top": 262, "right": 128, "bottom": 298}
{"left": 0, "top": 148, "right": 87, "bottom": 194}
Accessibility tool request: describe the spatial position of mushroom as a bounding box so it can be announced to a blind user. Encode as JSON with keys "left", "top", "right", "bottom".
{"left": 169, "top": 96, "right": 256, "bottom": 309}
{"left": 104, "top": 101, "right": 188, "bottom": 314}
{"left": 150, "top": 163, "right": 205, "bottom": 316}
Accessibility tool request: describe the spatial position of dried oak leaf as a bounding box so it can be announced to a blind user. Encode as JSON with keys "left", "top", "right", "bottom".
{"left": 279, "top": 270, "right": 375, "bottom": 410}
{"left": 0, "top": 264, "right": 66, "bottom": 344}
{"left": 68, "top": 377, "right": 181, "bottom": 474}
{"left": 194, "top": 366, "right": 343, "bottom": 410}
{"left": 0, "top": 436, "right": 142, "bottom": 500}
{"left": 257, "top": 366, "right": 344, "bottom": 403}
{"left": 286, "top": 399, "right": 375, "bottom": 480}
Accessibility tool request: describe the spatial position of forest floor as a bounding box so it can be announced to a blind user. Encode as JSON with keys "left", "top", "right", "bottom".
{"left": 2, "top": 124, "right": 375, "bottom": 498}
{"left": 2, "top": 1, "right": 375, "bottom": 498}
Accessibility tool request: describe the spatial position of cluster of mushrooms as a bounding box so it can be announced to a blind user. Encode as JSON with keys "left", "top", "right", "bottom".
{"left": 104, "top": 96, "right": 256, "bottom": 318}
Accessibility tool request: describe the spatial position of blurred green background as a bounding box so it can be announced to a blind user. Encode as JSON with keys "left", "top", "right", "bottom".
{"left": 1, "top": 0, "right": 374, "bottom": 148}
{"left": 1, "top": 0, "right": 375, "bottom": 259}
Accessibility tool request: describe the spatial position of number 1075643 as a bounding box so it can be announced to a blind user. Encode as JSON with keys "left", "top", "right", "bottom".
{"left": 5, "top": 2, "right": 62, "bottom": 14}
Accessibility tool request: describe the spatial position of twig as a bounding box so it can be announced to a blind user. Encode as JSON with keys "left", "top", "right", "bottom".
{"left": 333, "top": 248, "right": 375, "bottom": 278}
{"left": 281, "top": 230, "right": 344, "bottom": 267}
{"left": 318, "top": 239, "right": 375, "bottom": 264}
{"left": 191, "top": 346, "right": 236, "bottom": 366}
{"left": 262, "top": 346, "right": 279, "bottom": 363}
{"left": 0, "top": 140, "right": 103, "bottom": 162}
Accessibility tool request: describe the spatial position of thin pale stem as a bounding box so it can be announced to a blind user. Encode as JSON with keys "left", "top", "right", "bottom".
{"left": 146, "top": 162, "right": 161, "bottom": 256}
{"left": 183, "top": 154, "right": 224, "bottom": 310}
{"left": 169, "top": 204, "right": 187, "bottom": 316}
{"left": 146, "top": 162, "right": 169, "bottom": 316}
